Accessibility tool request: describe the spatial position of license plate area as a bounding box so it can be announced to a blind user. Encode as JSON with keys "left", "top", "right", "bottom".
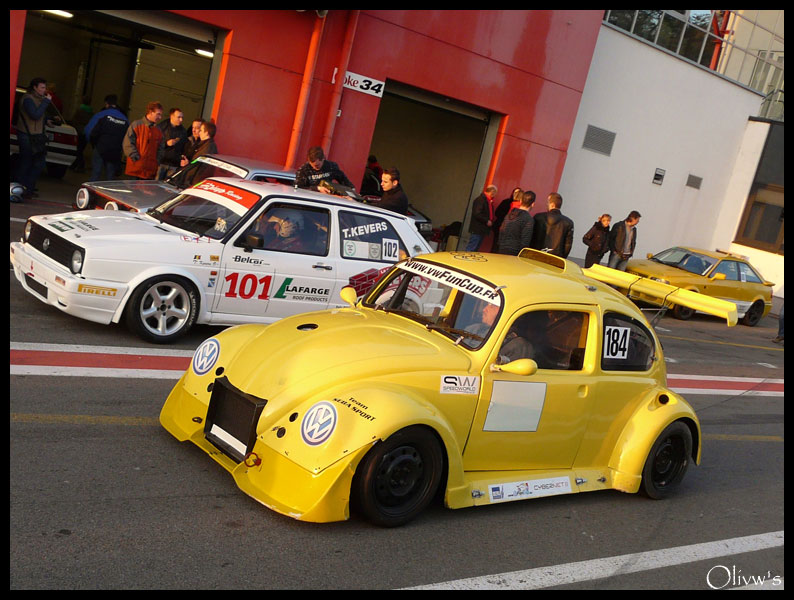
{"left": 25, "top": 274, "right": 48, "bottom": 299}
{"left": 204, "top": 376, "right": 268, "bottom": 463}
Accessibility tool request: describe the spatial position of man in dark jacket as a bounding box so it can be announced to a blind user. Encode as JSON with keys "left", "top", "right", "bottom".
{"left": 607, "top": 210, "right": 641, "bottom": 271}
{"left": 295, "top": 146, "right": 354, "bottom": 192}
{"left": 156, "top": 108, "right": 187, "bottom": 180}
{"left": 531, "top": 192, "right": 574, "bottom": 258}
{"left": 465, "top": 184, "right": 498, "bottom": 251}
{"left": 497, "top": 190, "right": 535, "bottom": 255}
{"left": 84, "top": 94, "right": 129, "bottom": 182}
{"left": 377, "top": 168, "right": 408, "bottom": 214}
{"left": 582, "top": 213, "right": 612, "bottom": 268}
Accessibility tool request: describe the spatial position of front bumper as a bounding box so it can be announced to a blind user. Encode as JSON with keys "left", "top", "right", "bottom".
{"left": 10, "top": 241, "right": 127, "bottom": 325}
{"left": 160, "top": 375, "right": 373, "bottom": 523}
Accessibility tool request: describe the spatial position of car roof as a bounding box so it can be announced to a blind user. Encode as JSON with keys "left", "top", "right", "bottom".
{"left": 411, "top": 251, "right": 640, "bottom": 315}
{"left": 199, "top": 177, "right": 413, "bottom": 220}
{"left": 200, "top": 154, "right": 295, "bottom": 178}
{"left": 677, "top": 246, "right": 750, "bottom": 262}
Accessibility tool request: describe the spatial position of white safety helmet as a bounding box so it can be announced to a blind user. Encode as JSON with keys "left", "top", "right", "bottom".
{"left": 268, "top": 208, "right": 304, "bottom": 238}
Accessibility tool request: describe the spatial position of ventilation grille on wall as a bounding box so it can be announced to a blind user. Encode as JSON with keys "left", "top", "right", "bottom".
{"left": 582, "top": 125, "right": 617, "bottom": 156}
{"left": 686, "top": 174, "right": 703, "bottom": 189}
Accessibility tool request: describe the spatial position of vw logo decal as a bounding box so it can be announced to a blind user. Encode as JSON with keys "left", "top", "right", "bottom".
{"left": 301, "top": 401, "right": 337, "bottom": 446}
{"left": 192, "top": 338, "right": 220, "bottom": 376}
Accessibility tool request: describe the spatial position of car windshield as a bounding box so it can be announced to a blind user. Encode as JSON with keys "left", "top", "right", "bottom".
{"left": 363, "top": 259, "right": 503, "bottom": 350}
{"left": 148, "top": 181, "right": 260, "bottom": 239}
{"left": 650, "top": 247, "right": 716, "bottom": 276}
{"left": 166, "top": 157, "right": 248, "bottom": 190}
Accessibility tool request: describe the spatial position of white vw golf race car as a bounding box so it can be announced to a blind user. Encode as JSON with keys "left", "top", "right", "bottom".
{"left": 11, "top": 178, "right": 432, "bottom": 343}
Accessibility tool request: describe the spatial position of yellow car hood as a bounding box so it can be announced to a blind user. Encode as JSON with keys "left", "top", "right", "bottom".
{"left": 626, "top": 259, "right": 685, "bottom": 279}
{"left": 218, "top": 308, "right": 471, "bottom": 397}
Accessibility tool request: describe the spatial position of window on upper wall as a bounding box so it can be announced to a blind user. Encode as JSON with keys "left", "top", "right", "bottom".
{"left": 735, "top": 183, "right": 784, "bottom": 254}
{"left": 603, "top": 10, "right": 784, "bottom": 120}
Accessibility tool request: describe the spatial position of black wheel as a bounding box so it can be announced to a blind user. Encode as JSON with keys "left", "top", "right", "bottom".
{"left": 125, "top": 275, "right": 198, "bottom": 343}
{"left": 741, "top": 301, "right": 764, "bottom": 327}
{"left": 672, "top": 304, "right": 694, "bottom": 320}
{"left": 351, "top": 426, "right": 444, "bottom": 527}
{"left": 641, "top": 421, "right": 692, "bottom": 499}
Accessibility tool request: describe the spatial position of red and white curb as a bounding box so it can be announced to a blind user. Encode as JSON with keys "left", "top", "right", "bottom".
{"left": 9, "top": 342, "right": 785, "bottom": 396}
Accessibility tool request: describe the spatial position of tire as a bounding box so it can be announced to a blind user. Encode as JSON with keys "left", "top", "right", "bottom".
{"left": 125, "top": 275, "right": 198, "bottom": 343}
{"left": 640, "top": 421, "right": 693, "bottom": 500}
{"left": 741, "top": 301, "right": 764, "bottom": 327}
{"left": 672, "top": 304, "right": 694, "bottom": 320}
{"left": 351, "top": 426, "right": 444, "bottom": 527}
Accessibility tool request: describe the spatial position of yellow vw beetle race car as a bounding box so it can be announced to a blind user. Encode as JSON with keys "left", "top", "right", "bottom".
{"left": 624, "top": 246, "right": 774, "bottom": 326}
{"left": 160, "top": 249, "right": 737, "bottom": 527}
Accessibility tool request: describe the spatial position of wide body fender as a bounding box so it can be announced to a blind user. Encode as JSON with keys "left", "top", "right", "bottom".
{"left": 608, "top": 386, "right": 701, "bottom": 493}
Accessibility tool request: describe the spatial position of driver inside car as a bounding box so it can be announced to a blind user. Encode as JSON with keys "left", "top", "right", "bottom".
{"left": 262, "top": 208, "right": 307, "bottom": 252}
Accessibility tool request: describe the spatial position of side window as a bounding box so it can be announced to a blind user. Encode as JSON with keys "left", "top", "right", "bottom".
{"left": 338, "top": 210, "right": 408, "bottom": 263}
{"left": 506, "top": 310, "right": 589, "bottom": 370}
{"left": 601, "top": 313, "right": 656, "bottom": 372}
{"left": 712, "top": 260, "right": 740, "bottom": 281}
{"left": 244, "top": 202, "right": 329, "bottom": 256}
{"left": 738, "top": 262, "right": 763, "bottom": 283}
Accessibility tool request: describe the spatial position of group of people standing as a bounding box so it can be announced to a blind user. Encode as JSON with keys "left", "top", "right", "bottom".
{"left": 13, "top": 76, "right": 221, "bottom": 199}
{"left": 466, "top": 183, "right": 641, "bottom": 271}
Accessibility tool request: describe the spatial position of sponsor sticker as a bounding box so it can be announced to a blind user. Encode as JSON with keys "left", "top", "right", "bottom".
{"left": 488, "top": 476, "right": 572, "bottom": 503}
{"left": 77, "top": 284, "right": 118, "bottom": 297}
{"left": 401, "top": 259, "right": 501, "bottom": 306}
{"left": 440, "top": 375, "right": 480, "bottom": 395}
{"left": 193, "top": 180, "right": 260, "bottom": 209}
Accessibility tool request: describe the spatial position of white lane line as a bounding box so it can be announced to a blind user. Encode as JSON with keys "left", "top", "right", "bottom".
{"left": 10, "top": 365, "right": 184, "bottom": 379}
{"left": 405, "top": 531, "right": 784, "bottom": 590}
{"left": 10, "top": 342, "right": 196, "bottom": 356}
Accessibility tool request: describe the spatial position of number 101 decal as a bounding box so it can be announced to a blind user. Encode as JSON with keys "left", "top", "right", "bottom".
{"left": 225, "top": 272, "right": 272, "bottom": 300}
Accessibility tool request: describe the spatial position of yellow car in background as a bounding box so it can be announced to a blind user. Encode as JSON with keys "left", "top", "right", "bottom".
{"left": 160, "top": 249, "right": 736, "bottom": 527}
{"left": 625, "top": 247, "right": 774, "bottom": 326}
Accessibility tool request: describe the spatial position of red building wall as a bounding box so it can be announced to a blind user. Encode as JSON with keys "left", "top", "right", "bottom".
{"left": 170, "top": 10, "right": 602, "bottom": 206}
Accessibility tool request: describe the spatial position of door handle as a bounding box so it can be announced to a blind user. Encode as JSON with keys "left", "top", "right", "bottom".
{"left": 312, "top": 263, "right": 333, "bottom": 270}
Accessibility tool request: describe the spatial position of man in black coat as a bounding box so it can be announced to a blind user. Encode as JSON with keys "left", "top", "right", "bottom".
{"left": 465, "top": 184, "right": 498, "bottom": 251}
{"left": 295, "top": 146, "right": 354, "bottom": 192}
{"left": 156, "top": 108, "right": 187, "bottom": 180}
{"left": 497, "top": 190, "right": 536, "bottom": 255}
{"left": 531, "top": 192, "right": 574, "bottom": 258}
{"left": 378, "top": 168, "right": 408, "bottom": 214}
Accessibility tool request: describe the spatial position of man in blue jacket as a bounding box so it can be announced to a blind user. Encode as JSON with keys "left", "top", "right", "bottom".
{"left": 84, "top": 94, "right": 129, "bottom": 181}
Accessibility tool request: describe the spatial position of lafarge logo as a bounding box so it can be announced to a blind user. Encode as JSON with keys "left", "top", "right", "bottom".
{"left": 440, "top": 375, "right": 480, "bottom": 395}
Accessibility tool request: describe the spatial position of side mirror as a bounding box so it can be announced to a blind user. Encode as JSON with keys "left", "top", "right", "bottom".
{"left": 245, "top": 232, "right": 264, "bottom": 250}
{"left": 340, "top": 286, "right": 358, "bottom": 308}
{"left": 489, "top": 358, "right": 538, "bottom": 376}
{"left": 710, "top": 272, "right": 726, "bottom": 281}
{"left": 647, "top": 253, "right": 654, "bottom": 259}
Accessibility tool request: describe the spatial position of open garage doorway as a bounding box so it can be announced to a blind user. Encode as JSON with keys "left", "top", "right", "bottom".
{"left": 15, "top": 10, "right": 218, "bottom": 146}
{"left": 365, "top": 82, "right": 501, "bottom": 250}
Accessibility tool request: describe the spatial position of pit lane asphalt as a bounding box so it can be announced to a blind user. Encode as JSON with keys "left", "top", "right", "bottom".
{"left": 10, "top": 171, "right": 784, "bottom": 589}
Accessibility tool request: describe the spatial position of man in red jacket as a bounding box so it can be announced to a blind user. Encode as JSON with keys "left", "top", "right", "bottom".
{"left": 123, "top": 101, "right": 163, "bottom": 180}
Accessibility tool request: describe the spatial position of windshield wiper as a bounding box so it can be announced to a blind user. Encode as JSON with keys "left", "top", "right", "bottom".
{"left": 425, "top": 323, "right": 483, "bottom": 343}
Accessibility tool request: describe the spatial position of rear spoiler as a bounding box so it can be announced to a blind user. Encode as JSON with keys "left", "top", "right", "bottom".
{"left": 583, "top": 264, "right": 738, "bottom": 327}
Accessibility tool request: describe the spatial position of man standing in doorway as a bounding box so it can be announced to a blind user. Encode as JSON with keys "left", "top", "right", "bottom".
{"left": 123, "top": 101, "right": 164, "bottom": 180}
{"left": 378, "top": 168, "right": 409, "bottom": 215}
{"left": 607, "top": 210, "right": 642, "bottom": 271}
{"left": 156, "top": 108, "right": 187, "bottom": 180}
{"left": 466, "top": 184, "right": 498, "bottom": 251}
